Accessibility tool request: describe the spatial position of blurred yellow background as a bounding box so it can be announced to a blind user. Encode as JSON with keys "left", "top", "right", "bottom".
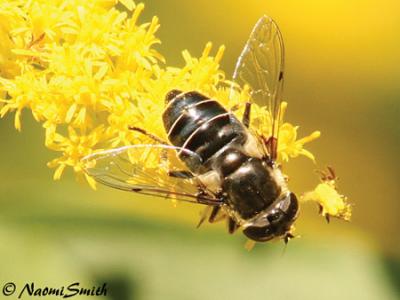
{"left": 1, "top": 0, "right": 399, "bottom": 299}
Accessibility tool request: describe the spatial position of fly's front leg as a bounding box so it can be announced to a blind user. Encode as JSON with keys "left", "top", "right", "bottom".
{"left": 209, "top": 206, "right": 221, "bottom": 223}
{"left": 208, "top": 206, "right": 226, "bottom": 223}
{"left": 198, "top": 202, "right": 226, "bottom": 228}
{"left": 197, "top": 206, "right": 212, "bottom": 228}
{"left": 242, "top": 102, "right": 252, "bottom": 128}
{"left": 228, "top": 217, "right": 239, "bottom": 234}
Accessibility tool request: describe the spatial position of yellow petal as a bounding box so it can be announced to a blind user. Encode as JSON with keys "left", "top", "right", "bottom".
{"left": 85, "top": 173, "right": 97, "bottom": 190}
{"left": 94, "top": 64, "right": 109, "bottom": 80}
{"left": 65, "top": 103, "right": 77, "bottom": 123}
{"left": 14, "top": 110, "right": 22, "bottom": 131}
{"left": 130, "top": 3, "right": 144, "bottom": 28}
{"left": 0, "top": 105, "right": 11, "bottom": 117}
{"left": 297, "top": 130, "right": 321, "bottom": 145}
{"left": 215, "top": 45, "right": 225, "bottom": 63}
{"left": 119, "top": 0, "right": 136, "bottom": 11}
{"left": 53, "top": 164, "right": 66, "bottom": 180}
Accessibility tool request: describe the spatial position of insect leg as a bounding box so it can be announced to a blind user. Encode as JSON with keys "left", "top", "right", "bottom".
{"left": 242, "top": 102, "right": 252, "bottom": 128}
{"left": 129, "top": 126, "right": 168, "bottom": 144}
{"left": 168, "top": 170, "right": 194, "bottom": 179}
{"left": 264, "top": 136, "right": 278, "bottom": 161}
{"left": 318, "top": 204, "right": 331, "bottom": 223}
{"left": 195, "top": 187, "right": 223, "bottom": 206}
{"left": 197, "top": 206, "right": 212, "bottom": 228}
{"left": 284, "top": 232, "right": 295, "bottom": 245}
{"left": 317, "top": 166, "right": 336, "bottom": 181}
{"left": 197, "top": 205, "right": 226, "bottom": 228}
{"left": 325, "top": 214, "right": 331, "bottom": 223}
{"left": 227, "top": 217, "right": 240, "bottom": 234}
{"left": 208, "top": 206, "right": 227, "bottom": 223}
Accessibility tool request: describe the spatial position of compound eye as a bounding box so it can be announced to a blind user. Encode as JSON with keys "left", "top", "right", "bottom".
{"left": 277, "top": 192, "right": 299, "bottom": 220}
{"left": 243, "top": 225, "right": 274, "bottom": 242}
{"left": 284, "top": 193, "right": 299, "bottom": 220}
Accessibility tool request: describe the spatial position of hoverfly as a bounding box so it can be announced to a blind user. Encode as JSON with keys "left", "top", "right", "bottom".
{"left": 82, "top": 15, "right": 298, "bottom": 243}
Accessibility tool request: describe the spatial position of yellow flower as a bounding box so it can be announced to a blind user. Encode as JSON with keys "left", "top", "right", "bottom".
{"left": 302, "top": 167, "right": 352, "bottom": 221}
{"left": 0, "top": 0, "right": 349, "bottom": 226}
{"left": 46, "top": 125, "right": 105, "bottom": 189}
{"left": 250, "top": 101, "right": 321, "bottom": 162}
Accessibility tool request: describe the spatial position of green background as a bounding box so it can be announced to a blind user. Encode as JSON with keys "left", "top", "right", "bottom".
{"left": 1, "top": 0, "right": 399, "bottom": 299}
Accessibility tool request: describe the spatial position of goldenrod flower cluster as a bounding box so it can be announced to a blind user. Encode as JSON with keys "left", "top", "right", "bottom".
{"left": 0, "top": 0, "right": 350, "bottom": 221}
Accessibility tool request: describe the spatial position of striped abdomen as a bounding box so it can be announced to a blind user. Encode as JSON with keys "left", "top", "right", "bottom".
{"left": 162, "top": 90, "right": 247, "bottom": 173}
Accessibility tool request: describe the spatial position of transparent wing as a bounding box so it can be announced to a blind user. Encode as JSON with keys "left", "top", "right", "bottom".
{"left": 82, "top": 144, "right": 221, "bottom": 206}
{"left": 232, "top": 15, "right": 285, "bottom": 158}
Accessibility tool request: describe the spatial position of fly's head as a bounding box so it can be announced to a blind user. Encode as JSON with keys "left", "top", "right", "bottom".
{"left": 242, "top": 192, "right": 299, "bottom": 242}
